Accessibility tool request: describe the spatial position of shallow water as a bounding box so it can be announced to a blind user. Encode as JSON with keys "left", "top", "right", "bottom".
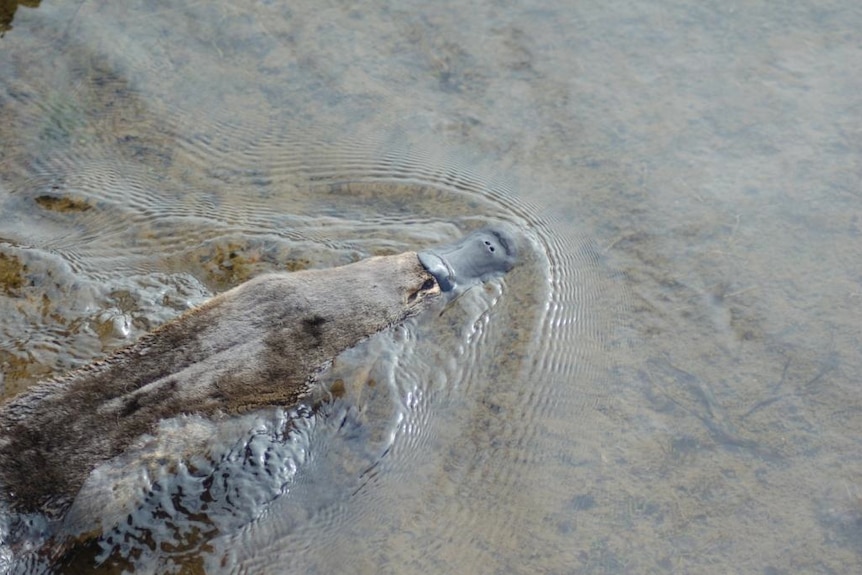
{"left": 1, "top": 0, "right": 861, "bottom": 573}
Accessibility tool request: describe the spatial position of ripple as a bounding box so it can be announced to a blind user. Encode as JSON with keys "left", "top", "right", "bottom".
{"left": 3, "top": 80, "right": 628, "bottom": 572}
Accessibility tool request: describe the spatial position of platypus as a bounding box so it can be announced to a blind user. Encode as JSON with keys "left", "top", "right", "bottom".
{"left": 0, "top": 228, "right": 517, "bottom": 530}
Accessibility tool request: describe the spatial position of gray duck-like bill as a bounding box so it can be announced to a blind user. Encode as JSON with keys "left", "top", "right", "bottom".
{"left": 418, "top": 227, "right": 518, "bottom": 292}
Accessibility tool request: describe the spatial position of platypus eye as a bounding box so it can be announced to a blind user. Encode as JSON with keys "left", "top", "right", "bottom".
{"left": 408, "top": 277, "right": 438, "bottom": 304}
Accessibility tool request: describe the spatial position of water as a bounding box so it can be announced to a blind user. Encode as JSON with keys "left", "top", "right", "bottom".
{"left": 1, "top": 0, "right": 860, "bottom": 573}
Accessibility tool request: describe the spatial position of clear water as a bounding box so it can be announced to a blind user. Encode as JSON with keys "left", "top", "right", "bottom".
{"left": 1, "top": 1, "right": 860, "bottom": 573}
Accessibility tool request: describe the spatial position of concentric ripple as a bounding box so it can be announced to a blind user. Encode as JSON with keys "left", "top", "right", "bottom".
{"left": 2, "top": 106, "right": 629, "bottom": 571}
{"left": 2, "top": 24, "right": 628, "bottom": 570}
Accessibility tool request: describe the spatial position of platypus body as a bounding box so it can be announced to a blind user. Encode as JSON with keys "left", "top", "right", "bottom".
{"left": 0, "top": 229, "right": 517, "bottom": 546}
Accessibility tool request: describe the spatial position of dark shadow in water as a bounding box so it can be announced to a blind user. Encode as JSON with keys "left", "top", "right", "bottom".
{"left": 0, "top": 0, "right": 40, "bottom": 38}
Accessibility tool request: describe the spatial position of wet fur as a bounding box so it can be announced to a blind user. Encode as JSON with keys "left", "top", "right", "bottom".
{"left": 0, "top": 252, "right": 440, "bottom": 519}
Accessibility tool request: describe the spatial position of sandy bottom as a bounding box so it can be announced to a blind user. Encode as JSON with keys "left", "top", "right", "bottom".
{"left": 1, "top": 0, "right": 860, "bottom": 573}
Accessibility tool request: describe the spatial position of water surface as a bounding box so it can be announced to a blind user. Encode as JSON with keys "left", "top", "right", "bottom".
{"left": 1, "top": 1, "right": 860, "bottom": 573}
